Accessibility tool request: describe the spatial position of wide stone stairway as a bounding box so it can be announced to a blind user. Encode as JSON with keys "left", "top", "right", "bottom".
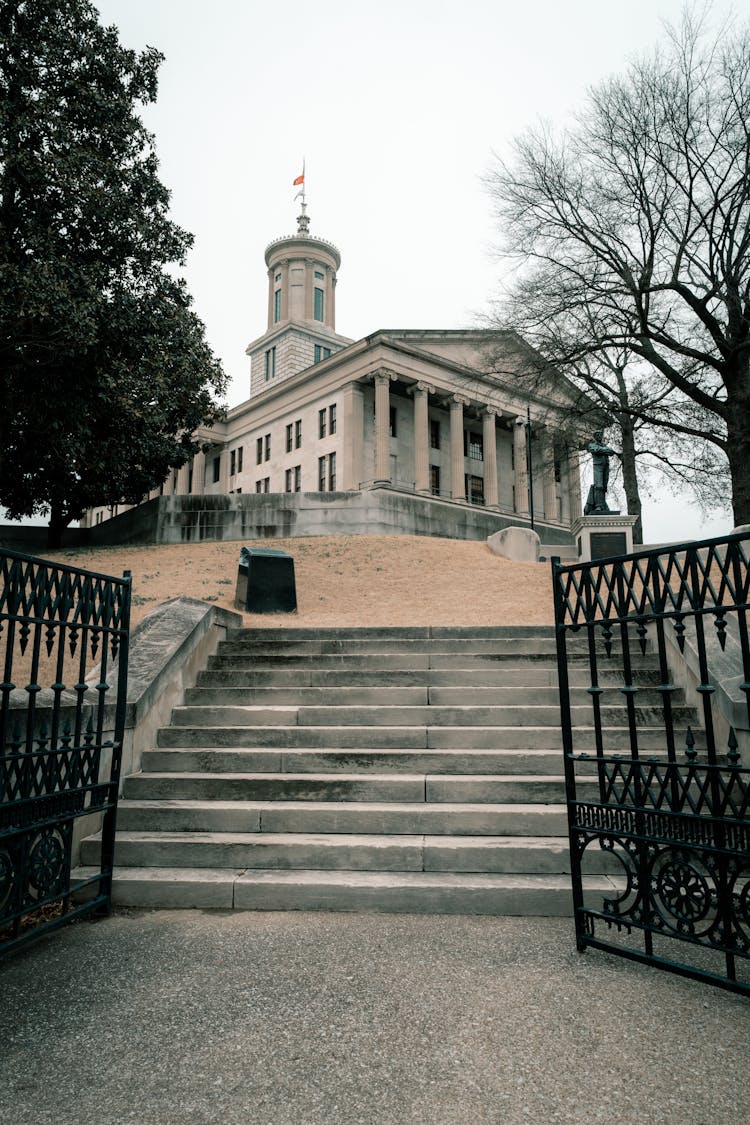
{"left": 80, "top": 625, "right": 688, "bottom": 914}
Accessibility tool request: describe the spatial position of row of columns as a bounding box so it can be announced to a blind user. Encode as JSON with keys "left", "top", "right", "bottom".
{"left": 370, "top": 370, "right": 578, "bottom": 521}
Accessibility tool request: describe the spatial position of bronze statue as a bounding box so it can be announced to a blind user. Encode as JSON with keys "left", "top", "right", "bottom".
{"left": 584, "top": 431, "right": 615, "bottom": 514}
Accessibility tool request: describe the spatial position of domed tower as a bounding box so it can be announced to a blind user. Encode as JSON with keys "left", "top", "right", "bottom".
{"left": 246, "top": 202, "right": 352, "bottom": 395}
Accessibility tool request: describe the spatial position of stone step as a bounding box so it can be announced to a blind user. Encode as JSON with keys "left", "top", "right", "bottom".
{"left": 183, "top": 685, "right": 678, "bottom": 708}
{"left": 73, "top": 865, "right": 616, "bottom": 915}
{"left": 82, "top": 831, "right": 616, "bottom": 874}
{"left": 156, "top": 723, "right": 698, "bottom": 751}
{"left": 122, "top": 771, "right": 589, "bottom": 804}
{"left": 140, "top": 747, "right": 576, "bottom": 775}
{"left": 218, "top": 638, "right": 561, "bottom": 656}
{"left": 233, "top": 626, "right": 553, "bottom": 640}
{"left": 207, "top": 651, "right": 655, "bottom": 671}
{"left": 169, "top": 703, "right": 693, "bottom": 729}
{"left": 195, "top": 667, "right": 664, "bottom": 688}
{"left": 115, "top": 799, "right": 569, "bottom": 836}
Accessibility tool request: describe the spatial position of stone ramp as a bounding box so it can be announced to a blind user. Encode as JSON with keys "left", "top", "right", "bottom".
{"left": 78, "top": 625, "right": 686, "bottom": 914}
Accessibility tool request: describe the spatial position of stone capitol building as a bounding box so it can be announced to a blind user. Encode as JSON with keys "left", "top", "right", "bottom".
{"left": 83, "top": 204, "right": 584, "bottom": 549}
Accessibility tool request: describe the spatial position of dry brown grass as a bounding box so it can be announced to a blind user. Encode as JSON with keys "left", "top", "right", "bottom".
{"left": 43, "top": 535, "right": 556, "bottom": 629}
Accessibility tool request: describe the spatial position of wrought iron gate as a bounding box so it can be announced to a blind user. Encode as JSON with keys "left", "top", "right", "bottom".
{"left": 553, "top": 532, "right": 750, "bottom": 995}
{"left": 0, "top": 549, "right": 131, "bottom": 956}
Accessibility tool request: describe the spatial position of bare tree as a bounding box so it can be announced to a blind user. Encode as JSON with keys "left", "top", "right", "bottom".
{"left": 486, "top": 8, "right": 749, "bottom": 526}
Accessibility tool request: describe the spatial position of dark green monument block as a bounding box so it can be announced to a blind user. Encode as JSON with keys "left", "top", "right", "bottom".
{"left": 235, "top": 547, "right": 297, "bottom": 613}
{"left": 589, "top": 532, "right": 628, "bottom": 561}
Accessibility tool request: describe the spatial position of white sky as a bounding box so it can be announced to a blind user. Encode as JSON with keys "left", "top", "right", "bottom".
{"left": 92, "top": 0, "right": 741, "bottom": 544}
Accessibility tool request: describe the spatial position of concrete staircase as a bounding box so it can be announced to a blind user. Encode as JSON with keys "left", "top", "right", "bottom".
{"left": 80, "top": 626, "right": 691, "bottom": 914}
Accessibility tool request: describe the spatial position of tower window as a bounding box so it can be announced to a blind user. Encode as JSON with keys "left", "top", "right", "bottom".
{"left": 273, "top": 289, "right": 281, "bottom": 323}
{"left": 265, "top": 346, "right": 276, "bottom": 381}
{"left": 314, "top": 287, "right": 324, "bottom": 321}
{"left": 314, "top": 344, "right": 331, "bottom": 364}
{"left": 314, "top": 270, "right": 324, "bottom": 280}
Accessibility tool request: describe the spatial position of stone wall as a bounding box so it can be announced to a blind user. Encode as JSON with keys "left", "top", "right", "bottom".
{"left": 76, "top": 489, "right": 576, "bottom": 547}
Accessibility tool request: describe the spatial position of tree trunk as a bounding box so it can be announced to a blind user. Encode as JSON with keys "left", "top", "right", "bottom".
{"left": 724, "top": 370, "right": 750, "bottom": 528}
{"left": 47, "top": 503, "right": 68, "bottom": 549}
{"left": 619, "top": 421, "right": 643, "bottom": 544}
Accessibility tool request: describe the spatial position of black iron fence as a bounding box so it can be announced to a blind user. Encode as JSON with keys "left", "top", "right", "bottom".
{"left": 553, "top": 532, "right": 750, "bottom": 994}
{"left": 0, "top": 548, "right": 131, "bottom": 956}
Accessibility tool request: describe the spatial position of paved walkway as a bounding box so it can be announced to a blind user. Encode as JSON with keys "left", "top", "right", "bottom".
{"left": 2, "top": 910, "right": 748, "bottom": 1124}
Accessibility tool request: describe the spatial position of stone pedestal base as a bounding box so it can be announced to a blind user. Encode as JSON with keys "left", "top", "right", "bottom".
{"left": 573, "top": 514, "right": 639, "bottom": 562}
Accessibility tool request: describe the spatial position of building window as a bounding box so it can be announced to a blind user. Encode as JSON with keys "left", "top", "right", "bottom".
{"left": 467, "top": 475, "right": 485, "bottom": 505}
{"left": 389, "top": 406, "right": 397, "bottom": 437}
{"left": 255, "top": 480, "right": 262, "bottom": 493}
{"left": 317, "top": 454, "right": 336, "bottom": 490}
{"left": 286, "top": 465, "right": 302, "bottom": 492}
{"left": 430, "top": 420, "right": 440, "bottom": 449}
{"left": 237, "top": 447, "right": 243, "bottom": 473}
{"left": 319, "top": 408, "right": 327, "bottom": 439}
{"left": 314, "top": 270, "right": 324, "bottom": 280}
{"left": 230, "top": 450, "right": 236, "bottom": 476}
{"left": 256, "top": 437, "right": 263, "bottom": 465}
{"left": 273, "top": 289, "right": 281, "bottom": 323}
{"left": 295, "top": 419, "right": 302, "bottom": 448}
{"left": 554, "top": 458, "right": 561, "bottom": 483}
{"left": 265, "top": 346, "right": 276, "bottom": 381}
{"left": 430, "top": 465, "right": 441, "bottom": 496}
{"left": 286, "top": 423, "right": 293, "bottom": 453}
{"left": 314, "top": 344, "right": 331, "bottom": 364}
{"left": 314, "top": 287, "right": 324, "bottom": 321}
{"left": 275, "top": 272, "right": 281, "bottom": 282}
{"left": 464, "top": 431, "right": 483, "bottom": 460}
{"left": 263, "top": 477, "right": 270, "bottom": 493}
{"left": 212, "top": 457, "right": 220, "bottom": 484}
{"left": 264, "top": 434, "right": 271, "bottom": 461}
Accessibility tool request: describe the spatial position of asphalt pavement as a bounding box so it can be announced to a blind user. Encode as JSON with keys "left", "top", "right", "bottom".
{"left": 2, "top": 909, "right": 748, "bottom": 1125}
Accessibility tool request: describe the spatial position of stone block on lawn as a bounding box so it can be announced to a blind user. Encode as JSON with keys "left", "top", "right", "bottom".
{"left": 486, "top": 527, "right": 541, "bottom": 563}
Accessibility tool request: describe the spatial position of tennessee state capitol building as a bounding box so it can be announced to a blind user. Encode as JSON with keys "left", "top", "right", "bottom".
{"left": 83, "top": 202, "right": 584, "bottom": 548}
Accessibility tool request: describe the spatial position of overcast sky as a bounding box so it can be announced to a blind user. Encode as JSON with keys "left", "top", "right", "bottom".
{"left": 92, "top": 0, "right": 741, "bottom": 543}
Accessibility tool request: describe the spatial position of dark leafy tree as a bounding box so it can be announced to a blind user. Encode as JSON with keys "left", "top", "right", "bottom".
{"left": 486, "top": 9, "right": 750, "bottom": 527}
{"left": 0, "top": 0, "right": 226, "bottom": 544}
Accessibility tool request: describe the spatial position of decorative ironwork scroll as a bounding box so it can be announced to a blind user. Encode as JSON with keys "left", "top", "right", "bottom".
{"left": 0, "top": 549, "right": 131, "bottom": 956}
{"left": 552, "top": 532, "right": 750, "bottom": 995}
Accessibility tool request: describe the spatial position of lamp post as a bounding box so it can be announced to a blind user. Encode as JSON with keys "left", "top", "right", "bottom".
{"left": 516, "top": 407, "right": 535, "bottom": 531}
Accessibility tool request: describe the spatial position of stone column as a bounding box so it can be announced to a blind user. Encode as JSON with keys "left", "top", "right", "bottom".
{"left": 304, "top": 259, "right": 314, "bottom": 321}
{"left": 482, "top": 408, "right": 499, "bottom": 508}
{"left": 175, "top": 460, "right": 190, "bottom": 495}
{"left": 191, "top": 449, "right": 206, "bottom": 494}
{"left": 342, "top": 382, "right": 364, "bottom": 490}
{"left": 514, "top": 422, "right": 529, "bottom": 515}
{"left": 542, "top": 433, "right": 558, "bottom": 521}
{"left": 568, "top": 448, "right": 583, "bottom": 522}
{"left": 374, "top": 371, "right": 393, "bottom": 484}
{"left": 450, "top": 395, "right": 468, "bottom": 500}
{"left": 265, "top": 266, "right": 274, "bottom": 328}
{"left": 218, "top": 448, "right": 230, "bottom": 494}
{"left": 412, "top": 383, "right": 432, "bottom": 493}
{"left": 280, "top": 259, "right": 290, "bottom": 321}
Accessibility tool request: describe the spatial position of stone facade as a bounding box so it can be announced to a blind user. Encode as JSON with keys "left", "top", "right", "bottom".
{"left": 83, "top": 207, "right": 585, "bottom": 544}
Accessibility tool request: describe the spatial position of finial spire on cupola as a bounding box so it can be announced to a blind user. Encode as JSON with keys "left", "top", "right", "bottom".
{"left": 293, "top": 160, "right": 309, "bottom": 235}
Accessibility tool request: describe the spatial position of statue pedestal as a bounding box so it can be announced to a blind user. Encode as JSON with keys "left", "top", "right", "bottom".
{"left": 573, "top": 514, "right": 639, "bottom": 562}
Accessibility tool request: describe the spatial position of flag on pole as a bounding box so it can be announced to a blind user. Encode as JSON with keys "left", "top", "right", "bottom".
{"left": 293, "top": 172, "right": 304, "bottom": 186}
